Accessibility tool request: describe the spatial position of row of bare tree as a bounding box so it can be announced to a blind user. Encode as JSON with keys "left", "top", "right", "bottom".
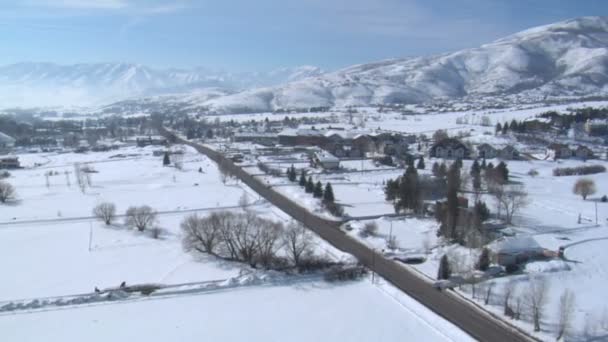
{"left": 181, "top": 211, "right": 318, "bottom": 270}
{"left": 93, "top": 202, "right": 159, "bottom": 236}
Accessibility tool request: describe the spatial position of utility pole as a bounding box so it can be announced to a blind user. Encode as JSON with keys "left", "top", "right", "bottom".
{"left": 371, "top": 248, "right": 376, "bottom": 284}
{"left": 595, "top": 201, "right": 598, "bottom": 225}
{"left": 88, "top": 222, "right": 93, "bottom": 252}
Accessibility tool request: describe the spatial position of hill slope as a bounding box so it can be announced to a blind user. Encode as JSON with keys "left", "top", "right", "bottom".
{"left": 200, "top": 16, "right": 608, "bottom": 113}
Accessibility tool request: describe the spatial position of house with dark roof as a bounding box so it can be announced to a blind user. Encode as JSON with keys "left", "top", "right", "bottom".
{"left": 498, "top": 145, "right": 520, "bottom": 160}
{"left": 574, "top": 145, "right": 595, "bottom": 160}
{"left": 477, "top": 144, "right": 497, "bottom": 159}
{"left": 547, "top": 143, "right": 572, "bottom": 159}
{"left": 430, "top": 138, "right": 470, "bottom": 159}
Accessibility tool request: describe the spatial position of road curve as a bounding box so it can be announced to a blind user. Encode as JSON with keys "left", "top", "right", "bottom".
{"left": 160, "top": 127, "right": 536, "bottom": 342}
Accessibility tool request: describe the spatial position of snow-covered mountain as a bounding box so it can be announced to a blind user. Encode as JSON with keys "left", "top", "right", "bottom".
{"left": 0, "top": 63, "right": 324, "bottom": 108}
{"left": 198, "top": 16, "right": 608, "bottom": 113}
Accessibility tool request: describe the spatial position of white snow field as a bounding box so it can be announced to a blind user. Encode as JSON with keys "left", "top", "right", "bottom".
{"left": 0, "top": 280, "right": 472, "bottom": 342}
{"left": 0, "top": 144, "right": 472, "bottom": 341}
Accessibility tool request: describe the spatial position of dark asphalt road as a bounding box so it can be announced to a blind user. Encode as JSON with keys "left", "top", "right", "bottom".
{"left": 162, "top": 128, "right": 535, "bottom": 342}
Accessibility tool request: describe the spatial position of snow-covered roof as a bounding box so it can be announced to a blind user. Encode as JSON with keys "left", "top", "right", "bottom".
{"left": 489, "top": 236, "right": 543, "bottom": 253}
{"left": 314, "top": 151, "right": 339, "bottom": 163}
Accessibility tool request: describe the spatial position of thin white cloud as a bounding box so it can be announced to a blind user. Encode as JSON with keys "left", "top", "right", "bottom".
{"left": 24, "top": 0, "right": 128, "bottom": 10}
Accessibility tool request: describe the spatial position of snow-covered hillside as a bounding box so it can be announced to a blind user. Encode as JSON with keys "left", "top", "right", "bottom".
{"left": 200, "top": 16, "right": 608, "bottom": 113}
{"left": 0, "top": 63, "right": 324, "bottom": 108}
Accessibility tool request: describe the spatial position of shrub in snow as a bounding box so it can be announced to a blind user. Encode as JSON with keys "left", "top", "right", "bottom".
{"left": 0, "top": 181, "right": 16, "bottom": 203}
{"left": 361, "top": 222, "right": 378, "bottom": 237}
{"left": 553, "top": 165, "right": 606, "bottom": 177}
{"left": 93, "top": 202, "right": 117, "bottom": 225}
{"left": 324, "top": 265, "right": 367, "bottom": 282}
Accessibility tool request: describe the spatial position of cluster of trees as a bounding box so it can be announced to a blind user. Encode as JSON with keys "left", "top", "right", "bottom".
{"left": 495, "top": 120, "right": 529, "bottom": 135}
{"left": 93, "top": 202, "right": 159, "bottom": 237}
{"left": 440, "top": 253, "right": 577, "bottom": 338}
{"left": 288, "top": 166, "right": 342, "bottom": 216}
{"left": 553, "top": 164, "right": 606, "bottom": 177}
{"left": 385, "top": 164, "right": 423, "bottom": 214}
{"left": 181, "top": 211, "right": 324, "bottom": 270}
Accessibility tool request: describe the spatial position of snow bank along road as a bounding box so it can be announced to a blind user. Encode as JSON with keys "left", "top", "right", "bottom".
{"left": 160, "top": 127, "right": 535, "bottom": 342}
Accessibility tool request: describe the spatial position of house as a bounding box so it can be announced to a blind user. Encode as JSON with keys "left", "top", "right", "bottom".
{"left": 498, "top": 145, "right": 520, "bottom": 160}
{"left": 375, "top": 133, "right": 409, "bottom": 157}
{"left": 489, "top": 236, "right": 549, "bottom": 267}
{"left": 136, "top": 135, "right": 167, "bottom": 147}
{"left": 430, "top": 138, "right": 470, "bottom": 159}
{"left": 477, "top": 144, "right": 498, "bottom": 159}
{"left": 584, "top": 119, "right": 608, "bottom": 136}
{"left": 313, "top": 151, "right": 340, "bottom": 170}
{"left": 232, "top": 132, "right": 278, "bottom": 146}
{"left": 0, "top": 132, "right": 16, "bottom": 149}
{"left": 574, "top": 145, "right": 595, "bottom": 160}
{"left": 352, "top": 134, "right": 375, "bottom": 157}
{"left": 0, "top": 156, "right": 20, "bottom": 169}
{"left": 278, "top": 129, "right": 326, "bottom": 146}
{"left": 547, "top": 143, "right": 572, "bottom": 159}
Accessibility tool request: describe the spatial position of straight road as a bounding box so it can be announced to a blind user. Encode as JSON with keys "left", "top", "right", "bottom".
{"left": 161, "top": 127, "right": 535, "bottom": 342}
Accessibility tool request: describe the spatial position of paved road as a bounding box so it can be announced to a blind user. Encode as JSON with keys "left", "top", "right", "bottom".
{"left": 161, "top": 127, "right": 535, "bottom": 342}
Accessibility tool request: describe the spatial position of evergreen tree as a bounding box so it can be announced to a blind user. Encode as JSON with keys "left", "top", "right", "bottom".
{"left": 384, "top": 179, "right": 399, "bottom": 202}
{"left": 476, "top": 248, "right": 491, "bottom": 271}
{"left": 497, "top": 161, "right": 509, "bottom": 183}
{"left": 432, "top": 162, "right": 440, "bottom": 177}
{"left": 495, "top": 123, "right": 502, "bottom": 135}
{"left": 502, "top": 122, "right": 509, "bottom": 135}
{"left": 416, "top": 156, "right": 425, "bottom": 170}
{"left": 400, "top": 165, "right": 421, "bottom": 212}
{"left": 470, "top": 159, "right": 481, "bottom": 176}
{"left": 454, "top": 158, "right": 463, "bottom": 170}
{"left": 481, "top": 158, "right": 487, "bottom": 170}
{"left": 323, "top": 183, "right": 335, "bottom": 203}
{"left": 287, "top": 165, "right": 297, "bottom": 182}
{"left": 299, "top": 170, "right": 307, "bottom": 187}
{"left": 510, "top": 119, "right": 519, "bottom": 133}
{"left": 313, "top": 181, "right": 324, "bottom": 198}
{"left": 438, "top": 163, "right": 448, "bottom": 178}
{"left": 446, "top": 163, "right": 461, "bottom": 241}
{"left": 405, "top": 154, "right": 415, "bottom": 168}
{"left": 438, "top": 254, "right": 452, "bottom": 280}
{"left": 305, "top": 177, "right": 314, "bottom": 193}
{"left": 163, "top": 152, "right": 170, "bottom": 166}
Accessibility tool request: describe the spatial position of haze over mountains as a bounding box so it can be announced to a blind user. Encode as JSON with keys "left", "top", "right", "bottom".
{"left": 2, "top": 16, "right": 608, "bottom": 112}
{"left": 0, "top": 63, "right": 324, "bottom": 108}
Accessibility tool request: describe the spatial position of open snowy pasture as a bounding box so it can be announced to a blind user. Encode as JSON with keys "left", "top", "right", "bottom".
{"left": 3, "top": 145, "right": 247, "bottom": 221}
{"left": 0, "top": 278, "right": 472, "bottom": 342}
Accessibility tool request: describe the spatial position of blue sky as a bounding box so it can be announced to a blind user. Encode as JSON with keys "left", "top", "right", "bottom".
{"left": 0, "top": 0, "right": 605, "bottom": 71}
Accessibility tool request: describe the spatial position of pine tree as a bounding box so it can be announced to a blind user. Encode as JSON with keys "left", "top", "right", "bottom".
{"left": 417, "top": 156, "right": 425, "bottom": 170}
{"left": 299, "top": 170, "right": 307, "bottom": 187}
{"left": 502, "top": 122, "right": 509, "bottom": 135}
{"left": 495, "top": 123, "right": 502, "bottom": 135}
{"left": 323, "top": 183, "right": 335, "bottom": 202}
{"left": 476, "top": 248, "right": 491, "bottom": 271}
{"left": 470, "top": 159, "right": 480, "bottom": 176}
{"left": 438, "top": 254, "right": 452, "bottom": 280}
{"left": 163, "top": 152, "right": 170, "bottom": 166}
{"left": 432, "top": 162, "right": 440, "bottom": 177}
{"left": 305, "top": 177, "right": 314, "bottom": 193}
{"left": 446, "top": 163, "right": 461, "bottom": 241}
{"left": 438, "top": 163, "right": 448, "bottom": 178}
{"left": 287, "top": 165, "right": 297, "bottom": 182}
{"left": 497, "top": 161, "right": 509, "bottom": 183}
{"left": 313, "top": 181, "right": 323, "bottom": 198}
{"left": 481, "top": 158, "right": 487, "bottom": 170}
{"left": 510, "top": 119, "right": 518, "bottom": 133}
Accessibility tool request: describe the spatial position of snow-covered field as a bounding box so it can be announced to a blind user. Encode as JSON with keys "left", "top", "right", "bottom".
{"left": 0, "top": 144, "right": 472, "bottom": 341}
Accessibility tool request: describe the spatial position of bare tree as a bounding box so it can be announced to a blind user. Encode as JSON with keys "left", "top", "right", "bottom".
{"left": 282, "top": 222, "right": 314, "bottom": 268}
{"left": 218, "top": 159, "right": 232, "bottom": 185}
{"left": 238, "top": 192, "right": 250, "bottom": 211}
{"left": 125, "top": 205, "right": 157, "bottom": 231}
{"left": 181, "top": 213, "right": 222, "bottom": 255}
{"left": 484, "top": 281, "right": 494, "bottom": 305}
{"left": 93, "top": 202, "right": 117, "bottom": 225}
{"left": 0, "top": 181, "right": 16, "bottom": 203}
{"left": 490, "top": 183, "right": 529, "bottom": 224}
{"left": 526, "top": 276, "right": 549, "bottom": 332}
{"left": 556, "top": 289, "right": 576, "bottom": 340}
{"left": 361, "top": 222, "right": 378, "bottom": 237}
{"left": 74, "top": 163, "right": 86, "bottom": 193}
{"left": 573, "top": 178, "right": 596, "bottom": 200}
{"left": 503, "top": 280, "right": 516, "bottom": 318}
